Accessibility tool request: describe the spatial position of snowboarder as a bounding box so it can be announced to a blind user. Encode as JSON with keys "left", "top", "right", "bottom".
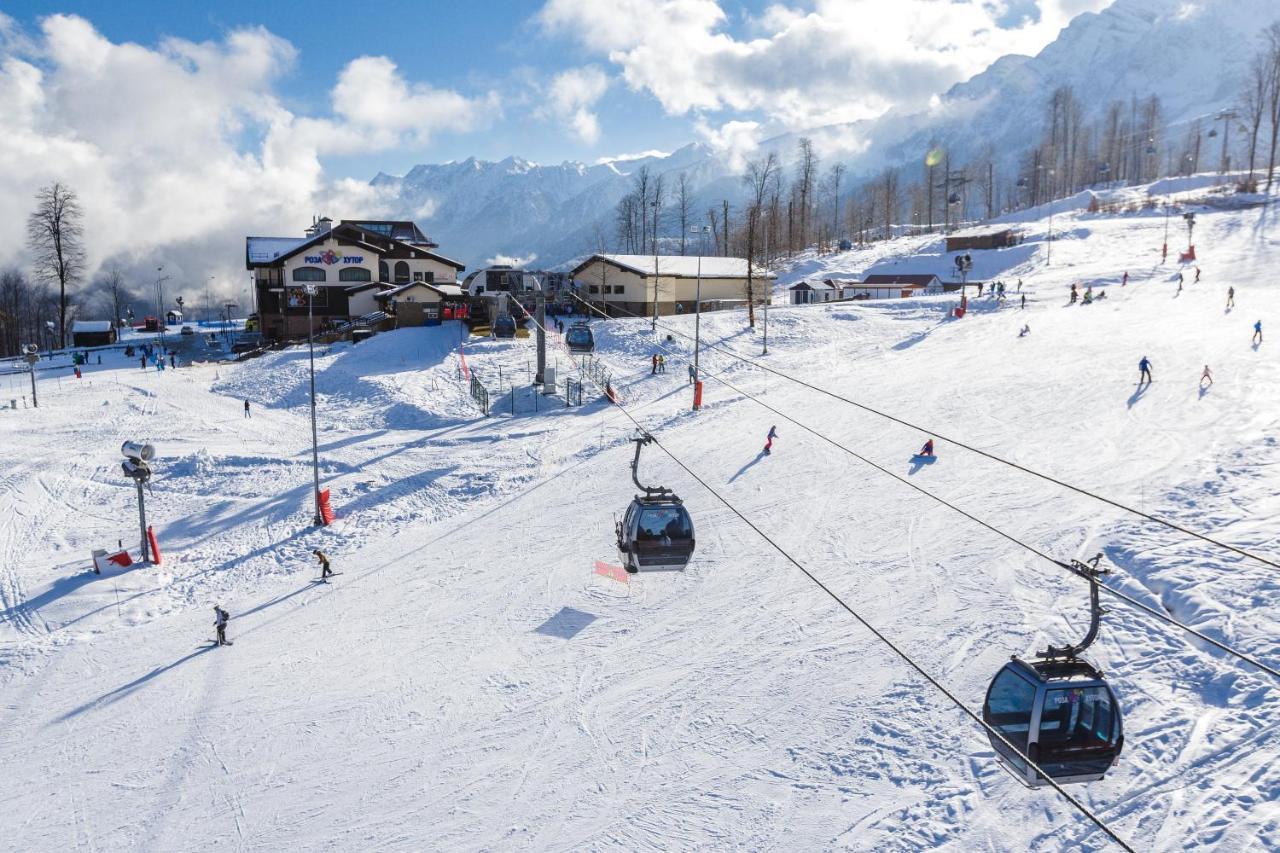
{"left": 764, "top": 425, "right": 778, "bottom": 455}
{"left": 1018, "top": 324, "right": 1030, "bottom": 337}
{"left": 687, "top": 364, "right": 696, "bottom": 384}
{"left": 657, "top": 354, "right": 666, "bottom": 374}
{"left": 313, "top": 549, "right": 332, "bottom": 581}
{"left": 919, "top": 439, "right": 935, "bottom": 458}
{"left": 1200, "top": 365, "right": 1213, "bottom": 387}
{"left": 651, "top": 353, "right": 658, "bottom": 375}
{"left": 1194, "top": 266, "right": 1201, "bottom": 283}
{"left": 213, "top": 605, "right": 230, "bottom": 646}
{"left": 1138, "top": 356, "right": 1153, "bottom": 385}
{"left": 1122, "top": 271, "right": 1129, "bottom": 286}
{"left": 1227, "top": 286, "right": 1235, "bottom": 308}
{"left": 1254, "top": 320, "right": 1263, "bottom": 345}
{"left": 1020, "top": 294, "right": 1027, "bottom": 309}
{"left": 243, "top": 399, "right": 251, "bottom": 418}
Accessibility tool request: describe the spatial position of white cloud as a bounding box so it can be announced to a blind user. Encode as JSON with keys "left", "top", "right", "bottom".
{"left": 0, "top": 15, "right": 496, "bottom": 299}
{"left": 538, "top": 0, "right": 1111, "bottom": 133}
{"left": 485, "top": 253, "right": 538, "bottom": 267}
{"left": 543, "top": 65, "right": 610, "bottom": 144}
{"left": 592, "top": 149, "right": 671, "bottom": 165}
{"left": 694, "top": 119, "right": 761, "bottom": 171}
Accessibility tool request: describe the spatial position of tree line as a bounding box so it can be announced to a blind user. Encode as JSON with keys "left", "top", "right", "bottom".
{"left": 606, "top": 21, "right": 1280, "bottom": 307}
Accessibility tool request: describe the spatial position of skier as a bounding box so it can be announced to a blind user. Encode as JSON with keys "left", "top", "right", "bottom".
{"left": 1227, "top": 286, "right": 1235, "bottom": 308}
{"left": 1016, "top": 279, "right": 1023, "bottom": 293}
{"left": 658, "top": 354, "right": 666, "bottom": 374}
{"left": 1020, "top": 294, "right": 1027, "bottom": 309}
{"left": 1194, "top": 266, "right": 1201, "bottom": 283}
{"left": 313, "top": 549, "right": 332, "bottom": 581}
{"left": 651, "top": 353, "right": 658, "bottom": 375}
{"left": 919, "top": 439, "right": 935, "bottom": 458}
{"left": 1070, "top": 283, "right": 1078, "bottom": 304}
{"left": 244, "top": 399, "right": 251, "bottom": 418}
{"left": 169, "top": 353, "right": 176, "bottom": 369}
{"left": 1122, "top": 271, "right": 1129, "bottom": 286}
{"left": 1200, "top": 365, "right": 1213, "bottom": 387}
{"left": 977, "top": 282, "right": 983, "bottom": 296}
{"left": 140, "top": 356, "right": 147, "bottom": 370}
{"left": 687, "top": 364, "right": 696, "bottom": 385}
{"left": 1254, "top": 320, "right": 1263, "bottom": 345}
{"left": 1177, "top": 272, "right": 1184, "bottom": 286}
{"left": 764, "top": 425, "right": 778, "bottom": 455}
{"left": 213, "top": 605, "right": 230, "bottom": 646}
{"left": 1018, "top": 324, "right": 1030, "bottom": 337}
{"left": 1138, "top": 356, "right": 1153, "bottom": 384}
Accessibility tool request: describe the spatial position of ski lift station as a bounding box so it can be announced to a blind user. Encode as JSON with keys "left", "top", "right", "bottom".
{"left": 570, "top": 253, "right": 773, "bottom": 318}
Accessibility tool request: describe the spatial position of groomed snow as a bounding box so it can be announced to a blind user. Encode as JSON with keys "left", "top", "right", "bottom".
{"left": 1, "top": 184, "right": 1278, "bottom": 851}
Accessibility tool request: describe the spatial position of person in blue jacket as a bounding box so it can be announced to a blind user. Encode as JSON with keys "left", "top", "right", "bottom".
{"left": 1138, "top": 356, "right": 1153, "bottom": 384}
{"left": 1254, "top": 320, "right": 1263, "bottom": 345}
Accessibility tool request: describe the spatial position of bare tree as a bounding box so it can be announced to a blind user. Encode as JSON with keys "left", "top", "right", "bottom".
{"left": 707, "top": 206, "right": 722, "bottom": 256}
{"left": 742, "top": 152, "right": 780, "bottom": 328}
{"left": 674, "top": 172, "right": 693, "bottom": 255}
{"left": 27, "top": 182, "right": 86, "bottom": 349}
{"left": 794, "top": 138, "right": 818, "bottom": 248}
{"left": 649, "top": 173, "right": 665, "bottom": 255}
{"left": 828, "top": 163, "right": 845, "bottom": 245}
{"left": 1264, "top": 23, "right": 1280, "bottom": 190}
{"left": 1243, "top": 54, "right": 1269, "bottom": 184}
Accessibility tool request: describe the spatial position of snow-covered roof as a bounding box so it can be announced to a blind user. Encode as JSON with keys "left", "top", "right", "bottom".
{"left": 792, "top": 280, "right": 838, "bottom": 291}
{"left": 72, "top": 321, "right": 113, "bottom": 332}
{"left": 246, "top": 237, "right": 307, "bottom": 263}
{"left": 573, "top": 254, "right": 772, "bottom": 279}
{"left": 432, "top": 284, "right": 463, "bottom": 297}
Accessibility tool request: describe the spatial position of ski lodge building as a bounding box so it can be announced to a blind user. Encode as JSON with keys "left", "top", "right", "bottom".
{"left": 570, "top": 254, "right": 773, "bottom": 317}
{"left": 789, "top": 274, "right": 944, "bottom": 303}
{"left": 245, "top": 218, "right": 465, "bottom": 340}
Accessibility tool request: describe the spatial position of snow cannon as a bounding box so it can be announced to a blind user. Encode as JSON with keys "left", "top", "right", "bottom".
{"left": 121, "top": 441, "right": 155, "bottom": 462}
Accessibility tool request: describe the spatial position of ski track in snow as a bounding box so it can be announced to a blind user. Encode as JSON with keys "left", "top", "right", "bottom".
{"left": 2, "top": 189, "right": 1280, "bottom": 850}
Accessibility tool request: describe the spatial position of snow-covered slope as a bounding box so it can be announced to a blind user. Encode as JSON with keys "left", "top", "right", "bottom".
{"left": 2, "top": 189, "right": 1278, "bottom": 850}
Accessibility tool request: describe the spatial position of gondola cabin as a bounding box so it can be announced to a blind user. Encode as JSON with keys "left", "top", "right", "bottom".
{"left": 565, "top": 322, "right": 595, "bottom": 353}
{"left": 616, "top": 497, "right": 695, "bottom": 574}
{"left": 982, "top": 657, "right": 1123, "bottom": 787}
{"left": 493, "top": 315, "right": 517, "bottom": 339}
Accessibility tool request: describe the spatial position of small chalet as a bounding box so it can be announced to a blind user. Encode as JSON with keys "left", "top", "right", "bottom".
{"left": 789, "top": 280, "right": 840, "bottom": 305}
{"left": 843, "top": 274, "right": 944, "bottom": 300}
{"left": 945, "top": 227, "right": 1022, "bottom": 252}
{"left": 71, "top": 321, "right": 117, "bottom": 347}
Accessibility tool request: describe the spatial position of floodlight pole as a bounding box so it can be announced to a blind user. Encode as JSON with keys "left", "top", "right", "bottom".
{"left": 306, "top": 285, "right": 322, "bottom": 526}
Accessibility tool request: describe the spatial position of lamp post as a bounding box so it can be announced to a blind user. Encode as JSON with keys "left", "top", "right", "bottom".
{"left": 689, "top": 224, "right": 711, "bottom": 407}
{"left": 651, "top": 199, "right": 661, "bottom": 332}
{"left": 155, "top": 266, "right": 170, "bottom": 348}
{"left": 305, "top": 284, "right": 322, "bottom": 526}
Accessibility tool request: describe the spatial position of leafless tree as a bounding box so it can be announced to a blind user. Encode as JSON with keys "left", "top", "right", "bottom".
{"left": 1242, "top": 54, "right": 1269, "bottom": 184}
{"left": 674, "top": 172, "right": 693, "bottom": 255}
{"left": 742, "top": 152, "right": 780, "bottom": 328}
{"left": 27, "top": 182, "right": 85, "bottom": 349}
{"left": 794, "top": 137, "right": 818, "bottom": 248}
{"left": 649, "top": 173, "right": 665, "bottom": 254}
{"left": 1264, "top": 23, "right": 1280, "bottom": 190}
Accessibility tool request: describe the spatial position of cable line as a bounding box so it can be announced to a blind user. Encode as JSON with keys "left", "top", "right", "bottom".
{"left": 522, "top": 304, "right": 1136, "bottom": 851}
{"left": 571, "top": 292, "right": 1280, "bottom": 574}
{"left": 569, "top": 295, "right": 1280, "bottom": 683}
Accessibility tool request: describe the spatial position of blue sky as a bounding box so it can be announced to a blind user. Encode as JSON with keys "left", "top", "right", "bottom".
{"left": 5, "top": 0, "right": 1105, "bottom": 178}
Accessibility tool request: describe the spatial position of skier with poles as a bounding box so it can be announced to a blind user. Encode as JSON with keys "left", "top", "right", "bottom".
{"left": 1138, "top": 356, "right": 1153, "bottom": 385}
{"left": 213, "top": 605, "right": 231, "bottom": 646}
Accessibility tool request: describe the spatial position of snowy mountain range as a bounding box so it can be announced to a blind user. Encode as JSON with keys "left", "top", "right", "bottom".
{"left": 374, "top": 0, "right": 1276, "bottom": 270}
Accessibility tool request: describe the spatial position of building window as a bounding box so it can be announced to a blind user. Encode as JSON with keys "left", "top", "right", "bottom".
{"left": 588, "top": 285, "right": 599, "bottom": 294}
{"left": 378, "top": 260, "right": 389, "bottom": 281}
{"left": 425, "top": 270, "right": 435, "bottom": 283}
{"left": 340, "top": 267, "right": 372, "bottom": 282}
{"left": 394, "top": 261, "right": 410, "bottom": 283}
{"left": 292, "top": 267, "right": 326, "bottom": 282}
{"left": 413, "top": 271, "right": 424, "bottom": 282}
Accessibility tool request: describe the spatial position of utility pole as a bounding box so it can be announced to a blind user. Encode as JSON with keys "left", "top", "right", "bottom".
{"left": 690, "top": 224, "right": 710, "bottom": 409}
{"left": 155, "top": 266, "right": 170, "bottom": 349}
{"left": 534, "top": 284, "right": 546, "bottom": 385}
{"left": 1217, "top": 109, "right": 1238, "bottom": 175}
{"left": 305, "top": 284, "right": 322, "bottom": 526}
{"left": 651, "top": 200, "right": 661, "bottom": 332}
